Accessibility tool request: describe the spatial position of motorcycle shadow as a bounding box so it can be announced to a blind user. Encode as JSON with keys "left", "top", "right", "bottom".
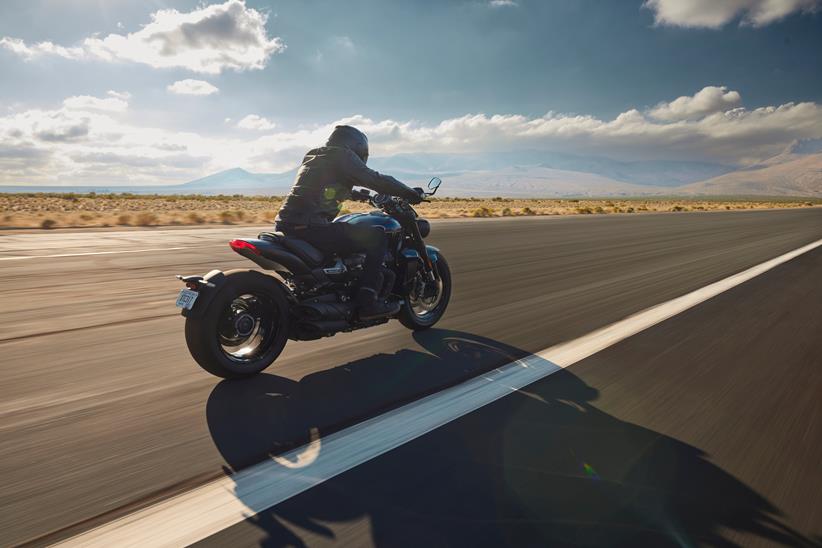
{"left": 204, "top": 330, "right": 815, "bottom": 548}
{"left": 206, "top": 329, "right": 531, "bottom": 471}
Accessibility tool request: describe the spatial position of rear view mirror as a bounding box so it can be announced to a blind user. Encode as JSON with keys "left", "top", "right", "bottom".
{"left": 427, "top": 177, "right": 442, "bottom": 194}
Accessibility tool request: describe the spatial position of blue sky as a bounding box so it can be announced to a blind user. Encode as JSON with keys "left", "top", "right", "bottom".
{"left": 1, "top": 0, "right": 821, "bottom": 185}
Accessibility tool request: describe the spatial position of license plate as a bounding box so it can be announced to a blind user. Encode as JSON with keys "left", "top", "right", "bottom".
{"left": 175, "top": 288, "right": 199, "bottom": 310}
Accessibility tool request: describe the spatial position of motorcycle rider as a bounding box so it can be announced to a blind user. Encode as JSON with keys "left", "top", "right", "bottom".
{"left": 275, "top": 125, "right": 424, "bottom": 320}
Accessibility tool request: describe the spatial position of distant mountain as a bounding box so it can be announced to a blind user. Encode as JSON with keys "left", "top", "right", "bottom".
{"left": 2, "top": 145, "right": 818, "bottom": 197}
{"left": 434, "top": 167, "right": 665, "bottom": 197}
{"left": 678, "top": 152, "right": 822, "bottom": 197}
{"left": 178, "top": 167, "right": 295, "bottom": 194}
{"left": 369, "top": 151, "right": 733, "bottom": 187}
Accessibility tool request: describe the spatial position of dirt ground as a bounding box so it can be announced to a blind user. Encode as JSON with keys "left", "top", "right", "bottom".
{"left": 1, "top": 193, "right": 819, "bottom": 229}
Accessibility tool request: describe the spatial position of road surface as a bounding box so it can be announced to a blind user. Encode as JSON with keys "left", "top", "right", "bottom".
{"left": 0, "top": 209, "right": 820, "bottom": 546}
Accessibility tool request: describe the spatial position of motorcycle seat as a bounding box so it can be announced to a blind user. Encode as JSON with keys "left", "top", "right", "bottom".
{"left": 258, "top": 232, "right": 325, "bottom": 267}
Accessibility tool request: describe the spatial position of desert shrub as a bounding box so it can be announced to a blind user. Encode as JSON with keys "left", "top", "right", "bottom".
{"left": 41, "top": 218, "right": 57, "bottom": 229}
{"left": 136, "top": 212, "right": 158, "bottom": 226}
{"left": 594, "top": 206, "right": 605, "bottom": 214}
{"left": 187, "top": 212, "right": 206, "bottom": 224}
{"left": 521, "top": 207, "right": 537, "bottom": 216}
{"left": 472, "top": 207, "right": 495, "bottom": 217}
{"left": 79, "top": 213, "right": 94, "bottom": 221}
{"left": 491, "top": 196, "right": 504, "bottom": 202}
{"left": 671, "top": 205, "right": 686, "bottom": 212}
{"left": 234, "top": 210, "right": 246, "bottom": 221}
{"left": 220, "top": 211, "right": 236, "bottom": 224}
{"left": 568, "top": 199, "right": 579, "bottom": 203}
{"left": 576, "top": 207, "right": 593, "bottom": 214}
{"left": 626, "top": 207, "right": 635, "bottom": 213}
{"left": 117, "top": 214, "right": 132, "bottom": 225}
{"left": 502, "top": 207, "right": 514, "bottom": 216}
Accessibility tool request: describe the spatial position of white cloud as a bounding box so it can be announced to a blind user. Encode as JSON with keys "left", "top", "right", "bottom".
{"left": 489, "top": 0, "right": 519, "bottom": 7}
{"left": 63, "top": 91, "right": 130, "bottom": 113}
{"left": 1, "top": 86, "right": 821, "bottom": 185}
{"left": 644, "top": 0, "right": 822, "bottom": 28}
{"left": 0, "top": 0, "right": 285, "bottom": 74}
{"left": 236, "top": 114, "right": 276, "bottom": 131}
{"left": 168, "top": 79, "right": 220, "bottom": 96}
{"left": 649, "top": 86, "right": 742, "bottom": 121}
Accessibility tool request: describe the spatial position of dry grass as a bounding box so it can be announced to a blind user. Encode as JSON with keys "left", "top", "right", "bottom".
{"left": 0, "top": 193, "right": 819, "bottom": 229}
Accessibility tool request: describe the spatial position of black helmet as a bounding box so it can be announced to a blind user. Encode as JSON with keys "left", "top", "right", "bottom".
{"left": 326, "top": 125, "right": 369, "bottom": 163}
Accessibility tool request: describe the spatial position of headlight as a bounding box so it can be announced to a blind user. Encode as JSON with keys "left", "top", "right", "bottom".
{"left": 417, "top": 219, "right": 430, "bottom": 238}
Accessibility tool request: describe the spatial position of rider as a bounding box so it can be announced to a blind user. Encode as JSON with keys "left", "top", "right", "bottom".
{"left": 275, "top": 125, "right": 424, "bottom": 320}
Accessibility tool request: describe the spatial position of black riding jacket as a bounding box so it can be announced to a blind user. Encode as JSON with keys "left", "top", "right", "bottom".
{"left": 275, "top": 146, "right": 419, "bottom": 225}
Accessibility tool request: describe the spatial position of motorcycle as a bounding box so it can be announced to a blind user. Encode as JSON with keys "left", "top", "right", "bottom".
{"left": 175, "top": 177, "right": 451, "bottom": 378}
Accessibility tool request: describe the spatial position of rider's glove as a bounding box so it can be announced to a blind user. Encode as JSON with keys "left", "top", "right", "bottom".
{"left": 350, "top": 188, "right": 370, "bottom": 202}
{"left": 408, "top": 187, "right": 425, "bottom": 204}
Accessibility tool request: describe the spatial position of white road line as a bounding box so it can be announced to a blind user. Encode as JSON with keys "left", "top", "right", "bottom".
{"left": 56, "top": 238, "right": 822, "bottom": 548}
{"left": 0, "top": 246, "right": 196, "bottom": 261}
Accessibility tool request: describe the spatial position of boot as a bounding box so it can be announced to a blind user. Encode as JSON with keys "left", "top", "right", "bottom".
{"left": 356, "top": 287, "right": 400, "bottom": 320}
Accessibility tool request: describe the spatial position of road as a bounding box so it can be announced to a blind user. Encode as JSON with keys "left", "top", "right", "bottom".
{"left": 0, "top": 209, "right": 820, "bottom": 546}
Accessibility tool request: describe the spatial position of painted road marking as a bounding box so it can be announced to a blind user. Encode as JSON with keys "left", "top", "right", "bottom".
{"left": 0, "top": 246, "right": 214, "bottom": 261}
{"left": 57, "top": 238, "right": 822, "bottom": 547}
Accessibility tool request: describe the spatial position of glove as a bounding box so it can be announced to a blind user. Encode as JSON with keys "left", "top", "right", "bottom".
{"left": 350, "top": 188, "right": 371, "bottom": 202}
{"left": 408, "top": 187, "right": 425, "bottom": 204}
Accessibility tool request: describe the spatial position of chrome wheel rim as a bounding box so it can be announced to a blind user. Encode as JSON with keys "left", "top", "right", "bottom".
{"left": 217, "top": 293, "right": 278, "bottom": 363}
{"left": 409, "top": 274, "right": 443, "bottom": 317}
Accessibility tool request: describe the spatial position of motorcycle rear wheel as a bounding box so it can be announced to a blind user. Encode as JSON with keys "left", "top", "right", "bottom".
{"left": 185, "top": 269, "right": 290, "bottom": 379}
{"left": 398, "top": 254, "right": 452, "bottom": 331}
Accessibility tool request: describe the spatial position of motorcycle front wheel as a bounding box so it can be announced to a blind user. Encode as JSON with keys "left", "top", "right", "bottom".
{"left": 184, "top": 269, "right": 290, "bottom": 379}
{"left": 398, "top": 253, "right": 452, "bottom": 331}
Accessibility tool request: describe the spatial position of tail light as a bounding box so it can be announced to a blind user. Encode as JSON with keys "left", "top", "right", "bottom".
{"left": 229, "top": 239, "right": 260, "bottom": 255}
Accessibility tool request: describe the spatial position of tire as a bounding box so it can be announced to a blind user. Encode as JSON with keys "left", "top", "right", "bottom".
{"left": 185, "top": 269, "right": 290, "bottom": 379}
{"left": 398, "top": 253, "right": 452, "bottom": 331}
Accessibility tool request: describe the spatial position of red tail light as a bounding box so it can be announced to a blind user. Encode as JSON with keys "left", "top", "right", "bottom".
{"left": 229, "top": 239, "right": 260, "bottom": 255}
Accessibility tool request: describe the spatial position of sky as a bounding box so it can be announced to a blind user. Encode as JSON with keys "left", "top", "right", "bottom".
{"left": 0, "top": 0, "right": 821, "bottom": 185}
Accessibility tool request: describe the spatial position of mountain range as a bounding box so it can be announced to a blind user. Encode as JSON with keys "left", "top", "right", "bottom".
{"left": 2, "top": 140, "right": 820, "bottom": 197}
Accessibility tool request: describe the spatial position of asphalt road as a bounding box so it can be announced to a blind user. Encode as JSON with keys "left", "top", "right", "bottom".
{"left": 0, "top": 209, "right": 820, "bottom": 546}
{"left": 199, "top": 243, "right": 822, "bottom": 548}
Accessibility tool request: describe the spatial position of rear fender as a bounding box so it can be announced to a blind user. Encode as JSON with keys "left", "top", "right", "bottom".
{"left": 180, "top": 269, "right": 296, "bottom": 320}
{"left": 179, "top": 269, "right": 226, "bottom": 319}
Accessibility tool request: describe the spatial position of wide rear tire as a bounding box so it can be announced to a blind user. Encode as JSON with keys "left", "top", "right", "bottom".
{"left": 185, "top": 270, "right": 290, "bottom": 379}
{"left": 398, "top": 254, "right": 452, "bottom": 331}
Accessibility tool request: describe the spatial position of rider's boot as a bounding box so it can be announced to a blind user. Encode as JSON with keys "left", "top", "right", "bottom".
{"left": 356, "top": 287, "right": 400, "bottom": 320}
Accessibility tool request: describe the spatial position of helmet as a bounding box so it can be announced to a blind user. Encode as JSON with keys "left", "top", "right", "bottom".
{"left": 326, "top": 125, "right": 369, "bottom": 164}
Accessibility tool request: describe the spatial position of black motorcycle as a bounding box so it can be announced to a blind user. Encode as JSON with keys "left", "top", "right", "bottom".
{"left": 175, "top": 177, "right": 451, "bottom": 378}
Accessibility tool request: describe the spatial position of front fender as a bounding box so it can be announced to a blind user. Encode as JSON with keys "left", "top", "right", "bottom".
{"left": 426, "top": 245, "right": 441, "bottom": 263}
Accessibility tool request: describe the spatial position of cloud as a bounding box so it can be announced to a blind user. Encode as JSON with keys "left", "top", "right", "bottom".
{"left": 168, "top": 79, "right": 220, "bottom": 96}
{"left": 0, "top": 0, "right": 285, "bottom": 74}
{"left": 489, "top": 0, "right": 519, "bottom": 7}
{"left": 644, "top": 0, "right": 822, "bottom": 28}
{"left": 649, "top": 86, "right": 742, "bottom": 121}
{"left": 63, "top": 91, "right": 130, "bottom": 112}
{"left": 236, "top": 114, "right": 276, "bottom": 130}
{"left": 1, "top": 86, "right": 821, "bottom": 185}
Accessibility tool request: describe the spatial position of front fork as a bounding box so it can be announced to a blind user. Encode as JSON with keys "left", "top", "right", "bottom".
{"left": 406, "top": 220, "right": 438, "bottom": 282}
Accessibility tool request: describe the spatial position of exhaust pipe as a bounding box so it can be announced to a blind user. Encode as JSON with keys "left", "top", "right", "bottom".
{"left": 293, "top": 301, "right": 354, "bottom": 321}
{"left": 295, "top": 320, "right": 348, "bottom": 339}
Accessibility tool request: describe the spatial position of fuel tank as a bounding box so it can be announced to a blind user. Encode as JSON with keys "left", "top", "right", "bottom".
{"left": 334, "top": 211, "right": 402, "bottom": 234}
